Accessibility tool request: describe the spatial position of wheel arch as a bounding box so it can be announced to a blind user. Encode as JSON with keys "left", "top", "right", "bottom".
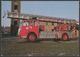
{"left": 62, "top": 32, "right": 69, "bottom": 40}
{"left": 27, "top": 32, "right": 37, "bottom": 38}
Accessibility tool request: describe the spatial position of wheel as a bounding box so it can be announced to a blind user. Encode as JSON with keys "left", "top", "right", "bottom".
{"left": 62, "top": 33, "right": 69, "bottom": 41}
{"left": 27, "top": 33, "right": 37, "bottom": 42}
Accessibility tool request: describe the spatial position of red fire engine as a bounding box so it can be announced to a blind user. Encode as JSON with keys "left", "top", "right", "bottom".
{"left": 7, "top": 12, "right": 79, "bottom": 42}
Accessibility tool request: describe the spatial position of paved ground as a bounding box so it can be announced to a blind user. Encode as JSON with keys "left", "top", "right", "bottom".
{"left": 1, "top": 37, "right": 79, "bottom": 56}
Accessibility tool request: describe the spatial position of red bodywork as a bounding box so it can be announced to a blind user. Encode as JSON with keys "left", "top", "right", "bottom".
{"left": 18, "top": 24, "right": 39, "bottom": 39}
{"left": 28, "top": 25, "right": 39, "bottom": 37}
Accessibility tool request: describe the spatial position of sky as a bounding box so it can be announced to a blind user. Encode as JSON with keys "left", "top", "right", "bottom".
{"left": 1, "top": 1, "right": 79, "bottom": 27}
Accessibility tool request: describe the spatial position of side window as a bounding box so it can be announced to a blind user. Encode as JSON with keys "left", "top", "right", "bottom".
{"left": 46, "top": 22, "right": 48, "bottom": 25}
{"left": 35, "top": 21, "right": 40, "bottom": 26}
{"left": 19, "top": 21, "right": 29, "bottom": 26}
{"left": 25, "top": 22, "right": 29, "bottom": 26}
{"left": 30, "top": 21, "right": 35, "bottom": 25}
{"left": 19, "top": 22, "right": 22, "bottom": 26}
{"left": 68, "top": 25, "right": 71, "bottom": 30}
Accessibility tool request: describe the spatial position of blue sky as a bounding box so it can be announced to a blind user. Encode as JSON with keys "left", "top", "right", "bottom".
{"left": 1, "top": 1, "right": 79, "bottom": 27}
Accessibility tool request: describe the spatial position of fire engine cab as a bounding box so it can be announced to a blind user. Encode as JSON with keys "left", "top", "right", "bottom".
{"left": 7, "top": 12, "right": 79, "bottom": 42}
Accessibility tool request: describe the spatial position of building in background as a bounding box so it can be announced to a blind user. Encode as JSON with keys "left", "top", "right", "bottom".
{"left": 11, "top": 0, "right": 20, "bottom": 36}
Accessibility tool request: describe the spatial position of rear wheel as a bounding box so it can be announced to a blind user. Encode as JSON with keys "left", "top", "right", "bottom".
{"left": 27, "top": 33, "right": 37, "bottom": 42}
{"left": 62, "top": 33, "right": 69, "bottom": 41}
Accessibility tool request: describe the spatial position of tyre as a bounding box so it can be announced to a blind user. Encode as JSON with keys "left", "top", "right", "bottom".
{"left": 62, "top": 33, "right": 69, "bottom": 41}
{"left": 27, "top": 33, "right": 37, "bottom": 42}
